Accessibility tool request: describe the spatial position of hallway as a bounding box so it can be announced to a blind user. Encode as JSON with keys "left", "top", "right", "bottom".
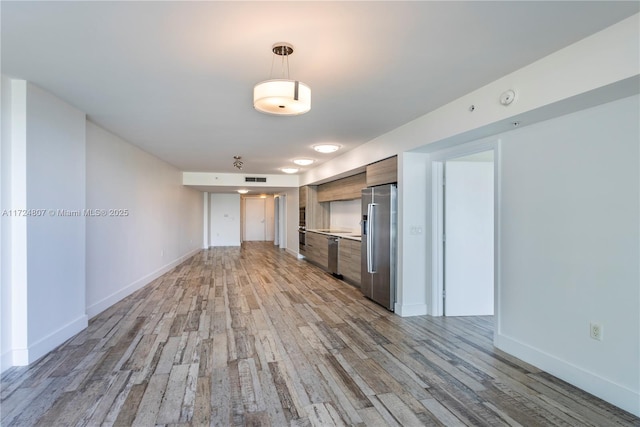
{"left": 1, "top": 243, "right": 637, "bottom": 426}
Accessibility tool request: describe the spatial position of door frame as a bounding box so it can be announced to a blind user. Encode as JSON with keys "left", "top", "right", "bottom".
{"left": 430, "top": 138, "right": 501, "bottom": 324}
{"left": 274, "top": 195, "right": 280, "bottom": 246}
{"left": 273, "top": 194, "right": 287, "bottom": 248}
{"left": 278, "top": 195, "right": 286, "bottom": 249}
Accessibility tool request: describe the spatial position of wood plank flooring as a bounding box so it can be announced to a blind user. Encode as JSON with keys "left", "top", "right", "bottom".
{"left": 1, "top": 242, "right": 638, "bottom": 426}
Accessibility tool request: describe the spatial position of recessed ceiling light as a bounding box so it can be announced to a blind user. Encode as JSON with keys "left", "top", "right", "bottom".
{"left": 237, "top": 189, "right": 249, "bottom": 194}
{"left": 281, "top": 167, "right": 299, "bottom": 174}
{"left": 293, "top": 158, "right": 315, "bottom": 166}
{"left": 313, "top": 144, "right": 341, "bottom": 153}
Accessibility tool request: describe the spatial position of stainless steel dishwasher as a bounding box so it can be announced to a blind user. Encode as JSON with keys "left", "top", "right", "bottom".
{"left": 328, "top": 237, "right": 343, "bottom": 279}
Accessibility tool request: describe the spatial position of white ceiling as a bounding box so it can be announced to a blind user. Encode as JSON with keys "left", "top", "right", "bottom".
{"left": 2, "top": 1, "right": 638, "bottom": 178}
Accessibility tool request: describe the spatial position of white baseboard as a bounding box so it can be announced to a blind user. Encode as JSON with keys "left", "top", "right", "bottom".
{"left": 1, "top": 347, "right": 28, "bottom": 373}
{"left": 86, "top": 248, "right": 201, "bottom": 318}
{"left": 1, "top": 349, "right": 17, "bottom": 373}
{"left": 2, "top": 249, "right": 201, "bottom": 373}
{"left": 285, "top": 247, "right": 300, "bottom": 258}
{"left": 394, "top": 303, "right": 428, "bottom": 317}
{"left": 28, "top": 315, "right": 88, "bottom": 364}
{"left": 495, "top": 333, "right": 640, "bottom": 417}
{"left": 1, "top": 314, "right": 88, "bottom": 372}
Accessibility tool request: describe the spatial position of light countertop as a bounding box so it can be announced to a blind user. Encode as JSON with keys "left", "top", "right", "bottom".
{"left": 306, "top": 229, "right": 362, "bottom": 241}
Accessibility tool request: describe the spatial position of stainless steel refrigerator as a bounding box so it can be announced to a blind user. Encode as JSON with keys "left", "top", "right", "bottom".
{"left": 361, "top": 184, "right": 397, "bottom": 311}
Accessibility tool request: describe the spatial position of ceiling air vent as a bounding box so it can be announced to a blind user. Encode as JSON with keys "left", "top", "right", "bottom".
{"left": 245, "top": 177, "right": 267, "bottom": 183}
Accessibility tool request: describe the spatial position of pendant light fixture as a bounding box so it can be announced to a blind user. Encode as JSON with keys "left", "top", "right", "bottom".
{"left": 253, "top": 43, "right": 311, "bottom": 116}
{"left": 233, "top": 155, "right": 243, "bottom": 170}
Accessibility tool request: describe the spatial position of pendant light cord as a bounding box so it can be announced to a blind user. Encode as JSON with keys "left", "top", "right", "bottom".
{"left": 284, "top": 51, "right": 290, "bottom": 79}
{"left": 268, "top": 47, "right": 291, "bottom": 79}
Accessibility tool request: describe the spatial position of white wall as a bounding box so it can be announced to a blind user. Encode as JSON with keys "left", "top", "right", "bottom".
{"left": 1, "top": 79, "right": 87, "bottom": 369}
{"left": 275, "top": 195, "right": 286, "bottom": 248}
{"left": 27, "top": 83, "right": 87, "bottom": 357}
{"left": 202, "top": 192, "right": 209, "bottom": 248}
{"left": 1, "top": 75, "right": 15, "bottom": 370}
{"left": 85, "top": 121, "right": 203, "bottom": 317}
{"left": 329, "top": 199, "right": 360, "bottom": 232}
{"left": 396, "top": 151, "right": 430, "bottom": 316}
{"left": 1, "top": 76, "right": 23, "bottom": 370}
{"left": 183, "top": 171, "right": 298, "bottom": 188}
{"left": 495, "top": 95, "right": 639, "bottom": 415}
{"left": 209, "top": 193, "right": 241, "bottom": 246}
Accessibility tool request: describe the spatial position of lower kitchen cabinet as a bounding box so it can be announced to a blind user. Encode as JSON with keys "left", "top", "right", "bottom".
{"left": 339, "top": 238, "right": 361, "bottom": 286}
{"left": 303, "top": 232, "right": 361, "bottom": 286}
{"left": 305, "top": 231, "right": 329, "bottom": 270}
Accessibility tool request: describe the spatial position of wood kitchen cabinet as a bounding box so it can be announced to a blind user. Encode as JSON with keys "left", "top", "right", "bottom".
{"left": 299, "top": 185, "right": 307, "bottom": 209}
{"left": 299, "top": 185, "right": 329, "bottom": 229}
{"left": 317, "top": 172, "right": 366, "bottom": 202}
{"left": 366, "top": 156, "right": 397, "bottom": 187}
{"left": 304, "top": 231, "right": 328, "bottom": 269}
{"left": 339, "top": 238, "right": 361, "bottom": 286}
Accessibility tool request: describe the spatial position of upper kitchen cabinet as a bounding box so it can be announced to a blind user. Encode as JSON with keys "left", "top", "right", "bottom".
{"left": 366, "top": 156, "right": 397, "bottom": 187}
{"left": 317, "top": 173, "right": 366, "bottom": 202}
{"left": 300, "top": 185, "right": 329, "bottom": 229}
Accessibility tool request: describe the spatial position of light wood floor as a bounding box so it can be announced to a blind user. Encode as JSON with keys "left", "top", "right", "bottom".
{"left": 1, "top": 242, "right": 638, "bottom": 426}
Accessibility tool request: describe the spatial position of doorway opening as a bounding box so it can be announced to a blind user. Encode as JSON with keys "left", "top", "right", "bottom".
{"left": 432, "top": 146, "right": 497, "bottom": 317}
{"left": 242, "top": 196, "right": 275, "bottom": 242}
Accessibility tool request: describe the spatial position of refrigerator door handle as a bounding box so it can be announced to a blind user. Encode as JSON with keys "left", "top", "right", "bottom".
{"left": 367, "top": 203, "right": 377, "bottom": 273}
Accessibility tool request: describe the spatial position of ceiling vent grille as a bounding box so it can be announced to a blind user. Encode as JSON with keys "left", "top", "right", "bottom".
{"left": 245, "top": 177, "right": 267, "bottom": 183}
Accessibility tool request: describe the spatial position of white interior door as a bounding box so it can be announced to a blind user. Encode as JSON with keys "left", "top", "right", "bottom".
{"left": 244, "top": 198, "right": 266, "bottom": 241}
{"left": 444, "top": 154, "right": 494, "bottom": 316}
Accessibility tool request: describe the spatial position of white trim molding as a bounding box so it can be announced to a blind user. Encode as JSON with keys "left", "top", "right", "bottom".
{"left": 86, "top": 248, "right": 201, "bottom": 318}
{"left": 394, "top": 303, "right": 428, "bottom": 317}
{"left": 2, "top": 314, "right": 88, "bottom": 369}
{"left": 496, "top": 333, "right": 640, "bottom": 416}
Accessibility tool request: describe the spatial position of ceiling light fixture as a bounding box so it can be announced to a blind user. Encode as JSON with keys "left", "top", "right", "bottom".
{"left": 253, "top": 42, "right": 311, "bottom": 116}
{"left": 237, "top": 189, "right": 249, "bottom": 194}
{"left": 313, "top": 144, "right": 341, "bottom": 154}
{"left": 233, "top": 155, "right": 243, "bottom": 170}
{"left": 281, "top": 167, "right": 299, "bottom": 174}
{"left": 293, "top": 158, "right": 315, "bottom": 166}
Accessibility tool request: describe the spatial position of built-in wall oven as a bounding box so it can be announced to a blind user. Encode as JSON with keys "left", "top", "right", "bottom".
{"left": 298, "top": 228, "right": 306, "bottom": 253}
{"left": 299, "top": 207, "right": 306, "bottom": 228}
{"left": 299, "top": 207, "right": 307, "bottom": 253}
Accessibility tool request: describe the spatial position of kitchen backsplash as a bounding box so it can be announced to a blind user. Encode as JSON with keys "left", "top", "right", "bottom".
{"left": 329, "top": 199, "right": 361, "bottom": 232}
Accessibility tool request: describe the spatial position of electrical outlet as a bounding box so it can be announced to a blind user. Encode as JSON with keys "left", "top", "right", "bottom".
{"left": 590, "top": 322, "right": 603, "bottom": 341}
